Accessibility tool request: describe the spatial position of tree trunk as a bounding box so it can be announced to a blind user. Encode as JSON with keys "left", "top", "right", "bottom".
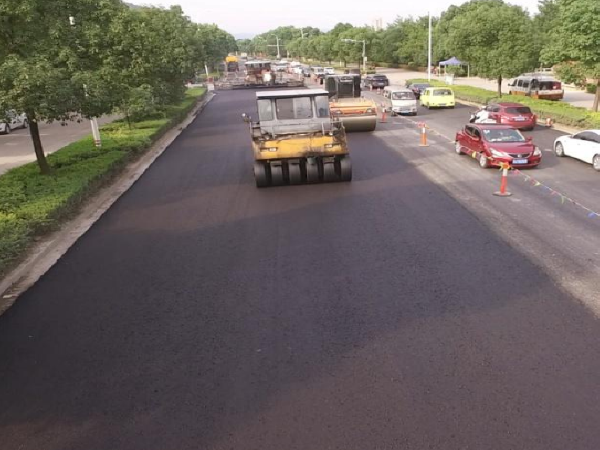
{"left": 497, "top": 75, "right": 503, "bottom": 98}
{"left": 593, "top": 79, "right": 600, "bottom": 112}
{"left": 27, "top": 115, "right": 51, "bottom": 175}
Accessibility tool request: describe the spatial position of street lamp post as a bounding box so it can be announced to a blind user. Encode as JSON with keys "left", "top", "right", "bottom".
{"left": 341, "top": 38, "right": 367, "bottom": 73}
{"left": 268, "top": 35, "right": 281, "bottom": 60}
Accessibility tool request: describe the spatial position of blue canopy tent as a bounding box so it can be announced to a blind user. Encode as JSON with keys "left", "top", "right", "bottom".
{"left": 438, "top": 56, "right": 470, "bottom": 78}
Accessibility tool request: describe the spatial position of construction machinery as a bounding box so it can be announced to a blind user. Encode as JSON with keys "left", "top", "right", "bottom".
{"left": 216, "top": 60, "right": 304, "bottom": 90}
{"left": 243, "top": 89, "right": 352, "bottom": 187}
{"left": 324, "top": 74, "right": 377, "bottom": 132}
{"left": 225, "top": 55, "right": 239, "bottom": 72}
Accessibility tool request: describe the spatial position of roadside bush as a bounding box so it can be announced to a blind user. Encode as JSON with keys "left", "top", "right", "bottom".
{"left": 586, "top": 83, "right": 597, "bottom": 94}
{"left": 408, "top": 78, "right": 600, "bottom": 129}
{"left": 0, "top": 87, "right": 206, "bottom": 276}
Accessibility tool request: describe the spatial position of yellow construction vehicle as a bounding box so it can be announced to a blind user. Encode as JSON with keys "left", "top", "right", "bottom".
{"left": 225, "top": 54, "right": 239, "bottom": 72}
{"left": 243, "top": 89, "right": 352, "bottom": 187}
{"left": 324, "top": 74, "right": 377, "bottom": 132}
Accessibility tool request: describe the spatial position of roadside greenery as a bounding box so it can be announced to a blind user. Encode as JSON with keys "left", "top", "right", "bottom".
{"left": 408, "top": 78, "right": 600, "bottom": 129}
{"left": 0, "top": 88, "right": 206, "bottom": 277}
{"left": 239, "top": 0, "right": 598, "bottom": 110}
{"left": 0, "top": 0, "right": 235, "bottom": 173}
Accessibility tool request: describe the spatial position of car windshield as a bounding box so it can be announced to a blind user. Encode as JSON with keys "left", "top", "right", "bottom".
{"left": 414, "top": 84, "right": 430, "bottom": 90}
{"left": 482, "top": 128, "right": 526, "bottom": 142}
{"left": 392, "top": 92, "right": 415, "bottom": 100}
{"left": 373, "top": 75, "right": 387, "bottom": 79}
{"left": 505, "top": 107, "right": 532, "bottom": 114}
{"left": 433, "top": 89, "right": 452, "bottom": 96}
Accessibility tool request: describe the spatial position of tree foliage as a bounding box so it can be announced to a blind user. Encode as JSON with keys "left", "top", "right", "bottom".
{"left": 0, "top": 0, "right": 235, "bottom": 173}
{"left": 541, "top": 0, "right": 600, "bottom": 110}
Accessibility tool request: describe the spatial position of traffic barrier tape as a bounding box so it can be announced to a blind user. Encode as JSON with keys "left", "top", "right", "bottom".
{"left": 510, "top": 168, "right": 600, "bottom": 219}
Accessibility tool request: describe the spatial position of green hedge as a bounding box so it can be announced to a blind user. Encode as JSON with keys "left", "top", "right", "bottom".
{"left": 0, "top": 87, "right": 206, "bottom": 277}
{"left": 408, "top": 78, "right": 600, "bottom": 129}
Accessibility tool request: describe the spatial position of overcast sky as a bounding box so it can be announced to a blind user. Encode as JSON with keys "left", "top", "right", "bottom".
{"left": 126, "top": 0, "right": 541, "bottom": 38}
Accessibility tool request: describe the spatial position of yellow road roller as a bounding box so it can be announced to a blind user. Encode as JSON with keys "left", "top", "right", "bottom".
{"left": 324, "top": 74, "right": 377, "bottom": 132}
{"left": 243, "top": 89, "right": 352, "bottom": 187}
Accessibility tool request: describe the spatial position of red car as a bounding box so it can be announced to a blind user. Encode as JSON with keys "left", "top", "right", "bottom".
{"left": 484, "top": 102, "right": 537, "bottom": 130}
{"left": 455, "top": 124, "right": 542, "bottom": 169}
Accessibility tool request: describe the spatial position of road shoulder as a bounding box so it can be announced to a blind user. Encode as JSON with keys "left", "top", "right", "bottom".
{"left": 0, "top": 92, "right": 216, "bottom": 314}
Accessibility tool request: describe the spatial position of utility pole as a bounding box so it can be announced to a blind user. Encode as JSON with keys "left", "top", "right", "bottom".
{"left": 341, "top": 39, "right": 367, "bottom": 73}
{"left": 70, "top": 16, "right": 101, "bottom": 148}
{"left": 427, "top": 12, "right": 432, "bottom": 82}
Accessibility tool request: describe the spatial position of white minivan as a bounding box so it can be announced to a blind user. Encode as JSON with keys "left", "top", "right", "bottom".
{"left": 382, "top": 86, "right": 418, "bottom": 116}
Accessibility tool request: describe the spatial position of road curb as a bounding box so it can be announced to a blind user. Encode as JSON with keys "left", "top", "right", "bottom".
{"left": 0, "top": 92, "right": 216, "bottom": 316}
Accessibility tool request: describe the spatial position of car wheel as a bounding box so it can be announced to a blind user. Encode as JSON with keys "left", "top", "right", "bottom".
{"left": 454, "top": 142, "right": 463, "bottom": 155}
{"left": 555, "top": 142, "right": 565, "bottom": 157}
{"left": 479, "top": 153, "right": 490, "bottom": 169}
{"left": 23, "top": 119, "right": 29, "bottom": 129}
{"left": 3, "top": 124, "right": 10, "bottom": 134}
{"left": 593, "top": 155, "right": 600, "bottom": 172}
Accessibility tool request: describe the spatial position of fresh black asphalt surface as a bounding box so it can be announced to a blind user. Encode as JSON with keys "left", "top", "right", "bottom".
{"left": 1, "top": 89, "right": 600, "bottom": 449}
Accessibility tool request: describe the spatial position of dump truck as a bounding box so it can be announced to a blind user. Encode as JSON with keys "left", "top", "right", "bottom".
{"left": 225, "top": 55, "right": 239, "bottom": 72}
{"left": 243, "top": 89, "right": 352, "bottom": 187}
{"left": 324, "top": 74, "right": 377, "bottom": 132}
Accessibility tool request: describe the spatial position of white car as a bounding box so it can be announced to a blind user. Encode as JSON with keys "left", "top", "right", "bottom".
{"left": 554, "top": 130, "right": 600, "bottom": 171}
{"left": 1, "top": 110, "right": 28, "bottom": 134}
{"left": 324, "top": 67, "right": 335, "bottom": 75}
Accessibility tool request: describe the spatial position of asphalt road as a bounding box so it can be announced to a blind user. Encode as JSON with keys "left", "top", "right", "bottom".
{"left": 1, "top": 89, "right": 600, "bottom": 450}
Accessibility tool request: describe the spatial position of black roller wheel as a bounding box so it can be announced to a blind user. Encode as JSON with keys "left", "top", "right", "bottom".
{"left": 270, "top": 163, "right": 284, "bottom": 186}
{"left": 340, "top": 157, "right": 352, "bottom": 182}
{"left": 323, "top": 161, "right": 336, "bottom": 182}
{"left": 254, "top": 162, "right": 268, "bottom": 188}
{"left": 306, "top": 159, "right": 320, "bottom": 183}
{"left": 288, "top": 162, "right": 302, "bottom": 185}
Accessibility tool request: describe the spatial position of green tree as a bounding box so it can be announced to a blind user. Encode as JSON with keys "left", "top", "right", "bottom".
{"left": 541, "top": 0, "right": 600, "bottom": 111}
{"left": 0, "top": 0, "right": 125, "bottom": 174}
{"left": 444, "top": 0, "right": 537, "bottom": 96}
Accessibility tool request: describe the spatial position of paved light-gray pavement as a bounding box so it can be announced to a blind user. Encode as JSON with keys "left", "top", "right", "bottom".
{"left": 0, "top": 90, "right": 599, "bottom": 450}
{"left": 0, "top": 116, "right": 116, "bottom": 175}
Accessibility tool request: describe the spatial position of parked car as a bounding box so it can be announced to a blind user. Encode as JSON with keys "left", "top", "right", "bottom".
{"left": 324, "top": 67, "right": 335, "bottom": 75}
{"left": 301, "top": 67, "right": 311, "bottom": 77}
{"left": 420, "top": 87, "right": 455, "bottom": 109}
{"left": 406, "top": 82, "right": 431, "bottom": 99}
{"left": 455, "top": 124, "right": 542, "bottom": 169}
{"left": 0, "top": 110, "right": 28, "bottom": 134}
{"left": 382, "top": 86, "right": 418, "bottom": 116}
{"left": 554, "top": 130, "right": 600, "bottom": 171}
{"left": 363, "top": 74, "right": 389, "bottom": 89}
{"left": 480, "top": 102, "right": 537, "bottom": 131}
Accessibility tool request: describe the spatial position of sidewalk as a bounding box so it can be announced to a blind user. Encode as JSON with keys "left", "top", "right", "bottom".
{"left": 374, "top": 67, "right": 596, "bottom": 110}
{"left": 0, "top": 115, "right": 117, "bottom": 175}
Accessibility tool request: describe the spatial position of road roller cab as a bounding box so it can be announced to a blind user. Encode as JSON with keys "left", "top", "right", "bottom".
{"left": 324, "top": 74, "right": 377, "bottom": 132}
{"left": 244, "top": 89, "right": 352, "bottom": 187}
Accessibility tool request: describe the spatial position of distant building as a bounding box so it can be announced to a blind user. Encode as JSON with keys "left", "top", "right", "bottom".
{"left": 372, "top": 18, "right": 383, "bottom": 31}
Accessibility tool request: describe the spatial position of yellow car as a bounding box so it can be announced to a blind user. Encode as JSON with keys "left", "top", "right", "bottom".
{"left": 420, "top": 87, "right": 455, "bottom": 109}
